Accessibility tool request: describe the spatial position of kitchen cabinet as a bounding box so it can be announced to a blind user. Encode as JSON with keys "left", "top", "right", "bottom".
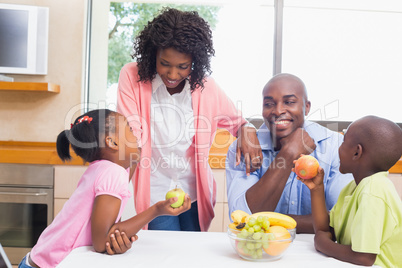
{"left": 208, "top": 168, "right": 231, "bottom": 232}
{"left": 54, "top": 166, "right": 87, "bottom": 217}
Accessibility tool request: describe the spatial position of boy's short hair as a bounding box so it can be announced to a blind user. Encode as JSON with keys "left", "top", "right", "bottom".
{"left": 352, "top": 115, "right": 402, "bottom": 171}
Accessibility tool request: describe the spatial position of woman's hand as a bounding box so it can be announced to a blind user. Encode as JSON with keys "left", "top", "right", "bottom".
{"left": 236, "top": 125, "right": 263, "bottom": 176}
{"left": 105, "top": 230, "right": 138, "bottom": 255}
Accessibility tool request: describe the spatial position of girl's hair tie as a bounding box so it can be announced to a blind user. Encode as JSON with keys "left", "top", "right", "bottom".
{"left": 71, "top": 116, "right": 93, "bottom": 129}
{"left": 78, "top": 116, "right": 93, "bottom": 124}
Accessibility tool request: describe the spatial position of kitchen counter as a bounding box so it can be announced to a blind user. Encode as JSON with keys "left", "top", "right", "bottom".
{"left": 58, "top": 230, "right": 377, "bottom": 268}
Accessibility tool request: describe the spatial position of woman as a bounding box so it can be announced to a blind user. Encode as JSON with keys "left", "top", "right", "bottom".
{"left": 117, "top": 8, "right": 262, "bottom": 231}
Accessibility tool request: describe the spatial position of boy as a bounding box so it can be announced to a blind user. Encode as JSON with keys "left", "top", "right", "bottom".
{"left": 297, "top": 115, "right": 402, "bottom": 267}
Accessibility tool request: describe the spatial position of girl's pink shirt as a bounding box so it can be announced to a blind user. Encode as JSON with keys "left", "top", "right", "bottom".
{"left": 30, "top": 160, "right": 131, "bottom": 268}
{"left": 117, "top": 62, "right": 246, "bottom": 231}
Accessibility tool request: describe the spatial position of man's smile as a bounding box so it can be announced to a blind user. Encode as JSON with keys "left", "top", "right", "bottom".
{"left": 272, "top": 119, "right": 292, "bottom": 130}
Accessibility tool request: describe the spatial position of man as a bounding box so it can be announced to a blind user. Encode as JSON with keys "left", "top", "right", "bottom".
{"left": 226, "top": 73, "right": 353, "bottom": 233}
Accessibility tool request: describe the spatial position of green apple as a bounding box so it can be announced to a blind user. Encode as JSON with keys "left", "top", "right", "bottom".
{"left": 165, "top": 187, "right": 185, "bottom": 208}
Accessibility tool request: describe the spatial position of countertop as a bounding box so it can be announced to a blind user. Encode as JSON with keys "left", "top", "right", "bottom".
{"left": 58, "top": 230, "right": 377, "bottom": 268}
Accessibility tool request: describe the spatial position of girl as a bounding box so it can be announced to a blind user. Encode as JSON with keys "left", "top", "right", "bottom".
{"left": 117, "top": 8, "right": 262, "bottom": 232}
{"left": 19, "top": 109, "right": 191, "bottom": 268}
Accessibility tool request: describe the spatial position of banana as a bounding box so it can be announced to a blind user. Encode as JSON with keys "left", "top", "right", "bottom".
{"left": 245, "top": 211, "right": 297, "bottom": 229}
{"left": 228, "top": 223, "right": 237, "bottom": 230}
{"left": 230, "top": 210, "right": 250, "bottom": 224}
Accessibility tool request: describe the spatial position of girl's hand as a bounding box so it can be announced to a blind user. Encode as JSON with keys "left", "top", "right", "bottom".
{"left": 236, "top": 126, "right": 263, "bottom": 176}
{"left": 156, "top": 194, "right": 192, "bottom": 216}
{"left": 105, "top": 230, "right": 138, "bottom": 255}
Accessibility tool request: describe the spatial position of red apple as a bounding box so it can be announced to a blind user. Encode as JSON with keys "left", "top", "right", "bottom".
{"left": 294, "top": 155, "right": 319, "bottom": 180}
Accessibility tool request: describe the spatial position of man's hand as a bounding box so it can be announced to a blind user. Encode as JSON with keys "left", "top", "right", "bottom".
{"left": 236, "top": 125, "right": 263, "bottom": 176}
{"left": 280, "top": 128, "right": 316, "bottom": 159}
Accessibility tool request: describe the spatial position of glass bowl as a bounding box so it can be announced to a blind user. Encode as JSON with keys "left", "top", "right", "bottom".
{"left": 227, "top": 225, "right": 296, "bottom": 261}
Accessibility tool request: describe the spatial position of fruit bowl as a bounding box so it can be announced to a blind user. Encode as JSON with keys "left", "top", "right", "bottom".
{"left": 227, "top": 225, "right": 296, "bottom": 261}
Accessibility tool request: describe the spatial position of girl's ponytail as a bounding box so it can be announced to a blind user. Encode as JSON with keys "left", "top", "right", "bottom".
{"left": 56, "top": 130, "right": 72, "bottom": 161}
{"left": 57, "top": 109, "right": 115, "bottom": 163}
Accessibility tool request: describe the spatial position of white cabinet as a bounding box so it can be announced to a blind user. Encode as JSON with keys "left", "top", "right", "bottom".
{"left": 209, "top": 169, "right": 230, "bottom": 232}
{"left": 388, "top": 173, "right": 402, "bottom": 200}
{"left": 54, "top": 165, "right": 87, "bottom": 217}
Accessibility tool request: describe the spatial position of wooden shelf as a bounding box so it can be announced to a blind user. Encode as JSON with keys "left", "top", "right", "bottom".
{"left": 0, "top": 81, "right": 60, "bottom": 93}
{"left": 0, "top": 141, "right": 85, "bottom": 165}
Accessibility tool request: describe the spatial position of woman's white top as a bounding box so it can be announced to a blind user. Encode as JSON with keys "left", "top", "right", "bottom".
{"left": 149, "top": 74, "right": 196, "bottom": 205}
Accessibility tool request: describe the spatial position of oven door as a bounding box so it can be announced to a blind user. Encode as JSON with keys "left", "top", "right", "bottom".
{"left": 0, "top": 186, "right": 53, "bottom": 264}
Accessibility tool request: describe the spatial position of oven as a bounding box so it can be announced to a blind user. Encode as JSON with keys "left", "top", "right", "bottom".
{"left": 0, "top": 164, "right": 54, "bottom": 265}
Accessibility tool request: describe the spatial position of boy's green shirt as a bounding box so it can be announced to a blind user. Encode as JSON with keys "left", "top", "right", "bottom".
{"left": 330, "top": 171, "right": 402, "bottom": 268}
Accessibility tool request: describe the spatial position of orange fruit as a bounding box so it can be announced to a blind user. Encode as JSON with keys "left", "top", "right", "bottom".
{"left": 235, "top": 241, "right": 251, "bottom": 257}
{"left": 264, "top": 226, "right": 291, "bottom": 256}
{"left": 294, "top": 155, "right": 319, "bottom": 180}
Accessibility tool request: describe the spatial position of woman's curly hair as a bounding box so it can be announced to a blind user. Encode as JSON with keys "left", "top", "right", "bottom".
{"left": 132, "top": 7, "right": 215, "bottom": 91}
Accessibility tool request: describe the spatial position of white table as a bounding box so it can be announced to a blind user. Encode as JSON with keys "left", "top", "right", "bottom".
{"left": 58, "top": 230, "right": 370, "bottom": 268}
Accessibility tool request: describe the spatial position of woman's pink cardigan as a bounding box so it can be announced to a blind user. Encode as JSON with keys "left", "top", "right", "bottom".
{"left": 117, "top": 62, "right": 246, "bottom": 231}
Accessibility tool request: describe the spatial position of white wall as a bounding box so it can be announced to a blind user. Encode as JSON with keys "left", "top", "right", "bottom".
{"left": 0, "top": 0, "right": 87, "bottom": 142}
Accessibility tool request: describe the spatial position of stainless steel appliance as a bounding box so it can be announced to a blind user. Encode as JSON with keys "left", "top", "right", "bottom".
{"left": 0, "top": 164, "right": 54, "bottom": 265}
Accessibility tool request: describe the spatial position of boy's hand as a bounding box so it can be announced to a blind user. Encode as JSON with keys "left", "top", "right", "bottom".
{"left": 156, "top": 194, "right": 191, "bottom": 216}
{"left": 105, "top": 230, "right": 138, "bottom": 255}
{"left": 294, "top": 164, "right": 325, "bottom": 191}
{"left": 314, "top": 230, "right": 333, "bottom": 253}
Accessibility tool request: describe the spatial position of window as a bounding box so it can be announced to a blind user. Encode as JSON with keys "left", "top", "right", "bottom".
{"left": 87, "top": 0, "right": 402, "bottom": 124}
{"left": 282, "top": 0, "right": 402, "bottom": 123}
{"left": 87, "top": 0, "right": 274, "bottom": 119}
